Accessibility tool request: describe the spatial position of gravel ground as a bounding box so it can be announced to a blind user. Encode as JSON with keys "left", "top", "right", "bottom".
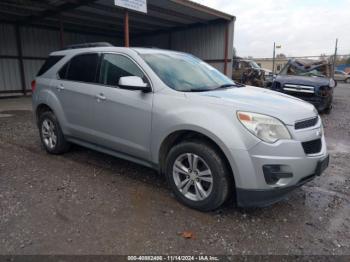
{"left": 0, "top": 84, "right": 349, "bottom": 255}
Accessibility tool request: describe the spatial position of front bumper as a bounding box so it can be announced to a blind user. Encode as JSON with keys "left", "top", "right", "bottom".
{"left": 297, "top": 95, "right": 331, "bottom": 111}
{"left": 274, "top": 89, "right": 332, "bottom": 111}
{"left": 236, "top": 154, "right": 329, "bottom": 207}
{"left": 228, "top": 122, "right": 329, "bottom": 207}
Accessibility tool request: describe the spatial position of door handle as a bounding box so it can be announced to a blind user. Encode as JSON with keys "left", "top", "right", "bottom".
{"left": 96, "top": 93, "right": 106, "bottom": 101}
{"left": 56, "top": 84, "right": 65, "bottom": 91}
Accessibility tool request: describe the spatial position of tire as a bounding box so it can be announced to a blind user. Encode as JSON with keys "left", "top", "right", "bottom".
{"left": 165, "top": 140, "right": 232, "bottom": 211}
{"left": 323, "top": 105, "right": 332, "bottom": 114}
{"left": 38, "top": 111, "right": 70, "bottom": 154}
{"left": 346, "top": 78, "right": 350, "bottom": 84}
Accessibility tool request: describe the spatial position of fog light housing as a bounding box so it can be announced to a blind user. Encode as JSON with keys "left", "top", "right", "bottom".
{"left": 263, "top": 165, "right": 293, "bottom": 185}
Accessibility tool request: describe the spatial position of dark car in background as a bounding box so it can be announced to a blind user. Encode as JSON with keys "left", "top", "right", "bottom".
{"left": 271, "top": 59, "right": 335, "bottom": 113}
{"left": 232, "top": 58, "right": 270, "bottom": 87}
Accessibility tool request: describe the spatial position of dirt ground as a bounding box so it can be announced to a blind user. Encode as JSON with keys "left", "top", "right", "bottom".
{"left": 0, "top": 84, "right": 349, "bottom": 255}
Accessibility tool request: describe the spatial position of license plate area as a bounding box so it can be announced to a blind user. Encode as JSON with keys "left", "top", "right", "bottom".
{"left": 315, "top": 155, "right": 329, "bottom": 176}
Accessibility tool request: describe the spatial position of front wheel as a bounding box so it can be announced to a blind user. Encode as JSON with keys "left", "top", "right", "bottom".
{"left": 165, "top": 141, "right": 232, "bottom": 211}
{"left": 346, "top": 78, "right": 350, "bottom": 84}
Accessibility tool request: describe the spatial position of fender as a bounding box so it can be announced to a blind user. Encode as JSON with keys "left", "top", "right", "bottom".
{"left": 150, "top": 105, "right": 259, "bottom": 188}
{"left": 34, "top": 85, "right": 70, "bottom": 136}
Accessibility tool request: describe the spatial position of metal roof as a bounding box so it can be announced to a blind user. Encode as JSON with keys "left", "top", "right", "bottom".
{"left": 0, "top": 0, "right": 235, "bottom": 37}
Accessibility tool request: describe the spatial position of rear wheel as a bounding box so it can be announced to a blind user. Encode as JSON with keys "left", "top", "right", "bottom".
{"left": 38, "top": 111, "right": 70, "bottom": 154}
{"left": 346, "top": 78, "right": 350, "bottom": 84}
{"left": 165, "top": 140, "right": 232, "bottom": 211}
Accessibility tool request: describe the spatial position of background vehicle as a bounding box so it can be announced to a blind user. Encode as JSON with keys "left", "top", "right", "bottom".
{"left": 334, "top": 70, "right": 350, "bottom": 83}
{"left": 32, "top": 44, "right": 329, "bottom": 211}
{"left": 232, "top": 58, "right": 269, "bottom": 87}
{"left": 271, "top": 59, "right": 335, "bottom": 113}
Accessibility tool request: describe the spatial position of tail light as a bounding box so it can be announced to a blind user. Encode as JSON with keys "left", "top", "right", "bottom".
{"left": 31, "top": 80, "right": 36, "bottom": 93}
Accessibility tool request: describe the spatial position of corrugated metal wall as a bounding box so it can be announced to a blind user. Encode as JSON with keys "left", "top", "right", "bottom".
{"left": 1, "top": 19, "right": 234, "bottom": 95}
{"left": 133, "top": 21, "right": 234, "bottom": 76}
{"left": 0, "top": 23, "right": 122, "bottom": 95}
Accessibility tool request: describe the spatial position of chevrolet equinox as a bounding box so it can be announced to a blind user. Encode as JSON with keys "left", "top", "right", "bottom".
{"left": 32, "top": 43, "right": 329, "bottom": 211}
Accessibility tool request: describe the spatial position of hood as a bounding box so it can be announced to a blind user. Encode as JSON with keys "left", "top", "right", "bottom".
{"left": 189, "top": 86, "right": 317, "bottom": 125}
{"left": 275, "top": 75, "right": 330, "bottom": 87}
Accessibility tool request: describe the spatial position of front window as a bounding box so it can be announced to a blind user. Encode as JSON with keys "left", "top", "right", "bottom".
{"left": 99, "top": 53, "right": 146, "bottom": 86}
{"left": 141, "top": 52, "right": 234, "bottom": 92}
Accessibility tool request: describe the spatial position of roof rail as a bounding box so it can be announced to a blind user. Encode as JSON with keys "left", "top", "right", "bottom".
{"left": 63, "top": 42, "right": 113, "bottom": 50}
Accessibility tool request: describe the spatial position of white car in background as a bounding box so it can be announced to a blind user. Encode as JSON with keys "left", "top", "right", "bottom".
{"left": 334, "top": 70, "right": 350, "bottom": 83}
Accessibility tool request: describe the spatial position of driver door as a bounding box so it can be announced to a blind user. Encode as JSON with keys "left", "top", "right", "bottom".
{"left": 92, "top": 53, "right": 153, "bottom": 161}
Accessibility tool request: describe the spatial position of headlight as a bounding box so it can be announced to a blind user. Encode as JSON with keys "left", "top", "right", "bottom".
{"left": 237, "top": 111, "right": 291, "bottom": 143}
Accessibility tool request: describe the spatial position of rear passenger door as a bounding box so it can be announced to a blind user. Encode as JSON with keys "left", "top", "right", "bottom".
{"left": 52, "top": 53, "right": 100, "bottom": 141}
{"left": 92, "top": 53, "right": 153, "bottom": 161}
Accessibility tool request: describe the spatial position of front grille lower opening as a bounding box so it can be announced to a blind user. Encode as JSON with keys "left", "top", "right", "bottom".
{"left": 302, "top": 139, "right": 322, "bottom": 154}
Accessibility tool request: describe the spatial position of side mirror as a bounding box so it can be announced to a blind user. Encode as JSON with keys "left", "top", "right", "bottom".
{"left": 118, "top": 76, "right": 151, "bottom": 92}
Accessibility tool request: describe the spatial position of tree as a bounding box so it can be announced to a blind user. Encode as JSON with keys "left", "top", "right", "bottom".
{"left": 232, "top": 47, "right": 237, "bottom": 58}
{"left": 346, "top": 56, "right": 350, "bottom": 64}
{"left": 276, "top": 53, "right": 287, "bottom": 59}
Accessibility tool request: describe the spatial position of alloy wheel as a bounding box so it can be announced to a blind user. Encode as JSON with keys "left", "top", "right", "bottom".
{"left": 41, "top": 119, "right": 57, "bottom": 149}
{"left": 172, "top": 153, "right": 213, "bottom": 201}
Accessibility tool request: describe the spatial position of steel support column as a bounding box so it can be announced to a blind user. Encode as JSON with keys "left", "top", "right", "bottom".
{"left": 223, "top": 22, "right": 229, "bottom": 75}
{"left": 124, "top": 9, "right": 129, "bottom": 47}
{"left": 59, "top": 15, "right": 65, "bottom": 48}
{"left": 15, "top": 24, "right": 26, "bottom": 96}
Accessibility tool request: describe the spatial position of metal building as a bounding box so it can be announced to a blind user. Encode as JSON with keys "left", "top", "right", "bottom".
{"left": 0, "top": 0, "right": 235, "bottom": 96}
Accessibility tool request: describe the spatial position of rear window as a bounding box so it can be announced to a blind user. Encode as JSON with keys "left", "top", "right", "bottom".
{"left": 37, "top": 55, "right": 64, "bottom": 76}
{"left": 65, "top": 53, "right": 99, "bottom": 83}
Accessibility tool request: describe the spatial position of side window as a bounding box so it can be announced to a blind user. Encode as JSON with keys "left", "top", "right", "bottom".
{"left": 99, "top": 54, "right": 145, "bottom": 86}
{"left": 37, "top": 55, "right": 64, "bottom": 76}
{"left": 65, "top": 53, "right": 99, "bottom": 83}
{"left": 58, "top": 63, "right": 69, "bottom": 79}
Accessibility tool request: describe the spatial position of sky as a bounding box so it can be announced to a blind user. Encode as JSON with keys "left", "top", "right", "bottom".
{"left": 192, "top": 0, "right": 350, "bottom": 58}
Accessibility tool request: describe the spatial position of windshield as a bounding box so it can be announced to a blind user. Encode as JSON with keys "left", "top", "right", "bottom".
{"left": 141, "top": 52, "right": 235, "bottom": 92}
{"left": 285, "top": 66, "right": 328, "bottom": 77}
{"left": 249, "top": 61, "right": 261, "bottom": 69}
{"left": 280, "top": 59, "right": 331, "bottom": 78}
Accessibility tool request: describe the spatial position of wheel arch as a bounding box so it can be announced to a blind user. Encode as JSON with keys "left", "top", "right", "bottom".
{"left": 34, "top": 88, "right": 68, "bottom": 133}
{"left": 157, "top": 129, "right": 237, "bottom": 187}
{"left": 35, "top": 103, "right": 53, "bottom": 125}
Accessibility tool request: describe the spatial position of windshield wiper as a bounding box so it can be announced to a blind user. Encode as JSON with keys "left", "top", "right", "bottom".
{"left": 213, "top": 83, "right": 245, "bottom": 90}
{"left": 182, "top": 83, "right": 245, "bottom": 92}
{"left": 182, "top": 88, "right": 212, "bottom": 92}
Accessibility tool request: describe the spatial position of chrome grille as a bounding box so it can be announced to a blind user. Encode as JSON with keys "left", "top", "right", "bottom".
{"left": 283, "top": 84, "right": 315, "bottom": 94}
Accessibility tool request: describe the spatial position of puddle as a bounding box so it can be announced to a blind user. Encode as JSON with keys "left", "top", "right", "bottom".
{"left": 0, "top": 113, "right": 13, "bottom": 118}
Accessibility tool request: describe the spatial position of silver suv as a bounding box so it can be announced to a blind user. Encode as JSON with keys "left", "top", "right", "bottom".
{"left": 32, "top": 43, "right": 329, "bottom": 211}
